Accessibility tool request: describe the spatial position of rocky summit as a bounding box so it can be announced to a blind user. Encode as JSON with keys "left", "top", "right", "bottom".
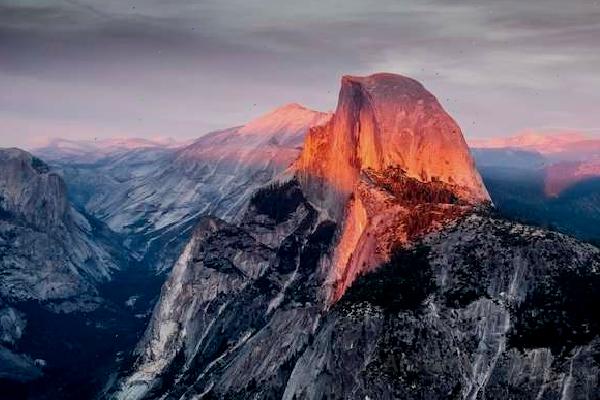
{"left": 295, "top": 73, "right": 489, "bottom": 218}
{"left": 295, "top": 73, "right": 490, "bottom": 301}
{"left": 112, "top": 74, "right": 599, "bottom": 400}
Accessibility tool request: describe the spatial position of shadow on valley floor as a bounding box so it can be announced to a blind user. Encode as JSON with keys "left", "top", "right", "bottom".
{"left": 0, "top": 260, "right": 165, "bottom": 400}
{"left": 480, "top": 167, "right": 600, "bottom": 244}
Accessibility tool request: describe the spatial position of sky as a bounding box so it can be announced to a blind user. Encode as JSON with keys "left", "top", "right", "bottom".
{"left": 1, "top": 0, "right": 600, "bottom": 148}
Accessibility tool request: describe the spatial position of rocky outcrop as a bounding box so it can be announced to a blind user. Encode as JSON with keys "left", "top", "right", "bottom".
{"left": 296, "top": 73, "right": 488, "bottom": 218}
{"left": 295, "top": 73, "right": 489, "bottom": 302}
{"left": 284, "top": 215, "right": 600, "bottom": 400}
{"left": 0, "top": 148, "right": 117, "bottom": 305}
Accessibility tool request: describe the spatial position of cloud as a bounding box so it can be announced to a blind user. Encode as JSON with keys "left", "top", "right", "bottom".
{"left": 0, "top": 0, "right": 599, "bottom": 147}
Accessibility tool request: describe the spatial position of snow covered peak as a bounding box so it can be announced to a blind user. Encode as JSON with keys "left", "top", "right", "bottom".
{"left": 238, "top": 103, "right": 331, "bottom": 145}
{"left": 32, "top": 137, "right": 189, "bottom": 163}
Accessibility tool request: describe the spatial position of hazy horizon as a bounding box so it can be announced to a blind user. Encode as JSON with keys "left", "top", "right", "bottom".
{"left": 2, "top": 0, "right": 600, "bottom": 148}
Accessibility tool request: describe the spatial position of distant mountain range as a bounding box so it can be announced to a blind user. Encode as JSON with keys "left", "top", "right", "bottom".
{"left": 470, "top": 131, "right": 600, "bottom": 242}
{"left": 470, "top": 130, "right": 600, "bottom": 161}
{"left": 34, "top": 137, "right": 190, "bottom": 164}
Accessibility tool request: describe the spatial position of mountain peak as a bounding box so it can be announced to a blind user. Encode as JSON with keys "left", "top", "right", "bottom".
{"left": 237, "top": 103, "right": 331, "bottom": 141}
{"left": 341, "top": 72, "right": 431, "bottom": 98}
{"left": 293, "top": 73, "right": 490, "bottom": 300}
{"left": 277, "top": 102, "right": 310, "bottom": 111}
{"left": 0, "top": 148, "right": 67, "bottom": 229}
{"left": 296, "top": 72, "right": 489, "bottom": 219}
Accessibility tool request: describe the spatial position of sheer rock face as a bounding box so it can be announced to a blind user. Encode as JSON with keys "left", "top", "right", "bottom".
{"left": 0, "top": 148, "right": 67, "bottom": 229}
{"left": 295, "top": 73, "right": 489, "bottom": 219}
{"left": 295, "top": 73, "right": 489, "bottom": 301}
{"left": 0, "top": 148, "right": 117, "bottom": 305}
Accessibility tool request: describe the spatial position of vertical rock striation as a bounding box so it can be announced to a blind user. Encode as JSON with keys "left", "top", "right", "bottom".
{"left": 295, "top": 73, "right": 488, "bottom": 217}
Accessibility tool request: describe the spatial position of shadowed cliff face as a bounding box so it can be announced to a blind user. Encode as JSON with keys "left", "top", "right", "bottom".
{"left": 0, "top": 148, "right": 129, "bottom": 395}
{"left": 294, "top": 73, "right": 490, "bottom": 302}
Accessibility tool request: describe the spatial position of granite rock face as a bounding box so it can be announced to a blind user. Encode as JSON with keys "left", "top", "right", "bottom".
{"left": 114, "top": 179, "right": 336, "bottom": 399}
{"left": 284, "top": 215, "right": 600, "bottom": 400}
{"left": 115, "top": 206, "right": 600, "bottom": 400}
{"left": 0, "top": 148, "right": 117, "bottom": 305}
{"left": 295, "top": 73, "right": 489, "bottom": 219}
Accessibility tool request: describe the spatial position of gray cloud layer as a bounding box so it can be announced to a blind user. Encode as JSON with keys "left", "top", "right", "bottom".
{"left": 1, "top": 0, "right": 599, "bottom": 147}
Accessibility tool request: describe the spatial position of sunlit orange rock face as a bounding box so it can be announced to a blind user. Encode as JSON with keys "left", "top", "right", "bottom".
{"left": 296, "top": 73, "right": 489, "bottom": 217}
{"left": 294, "top": 73, "right": 490, "bottom": 302}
